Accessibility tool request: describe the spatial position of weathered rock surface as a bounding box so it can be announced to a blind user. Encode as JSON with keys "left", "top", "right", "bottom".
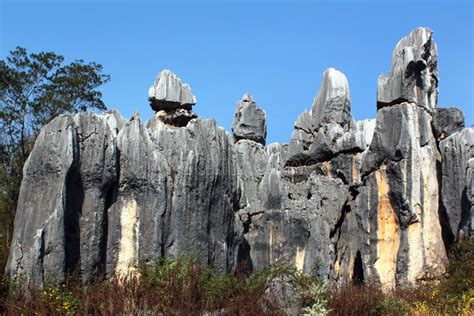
{"left": 234, "top": 138, "right": 349, "bottom": 280}
{"left": 377, "top": 27, "right": 438, "bottom": 110}
{"left": 311, "top": 68, "right": 354, "bottom": 132}
{"left": 232, "top": 93, "right": 267, "bottom": 145}
{"left": 148, "top": 70, "right": 199, "bottom": 128}
{"left": 153, "top": 109, "right": 198, "bottom": 127}
{"left": 440, "top": 127, "right": 474, "bottom": 243}
{"left": 433, "top": 107, "right": 464, "bottom": 141}
{"left": 7, "top": 111, "right": 240, "bottom": 285}
{"left": 7, "top": 111, "right": 122, "bottom": 284}
{"left": 7, "top": 28, "right": 472, "bottom": 291}
{"left": 357, "top": 102, "right": 446, "bottom": 287}
{"left": 286, "top": 68, "right": 363, "bottom": 167}
{"left": 334, "top": 27, "right": 449, "bottom": 288}
{"left": 148, "top": 69, "right": 197, "bottom": 111}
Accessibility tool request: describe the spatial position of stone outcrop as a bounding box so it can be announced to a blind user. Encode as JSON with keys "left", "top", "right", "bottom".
{"left": 7, "top": 111, "right": 123, "bottom": 283}
{"left": 433, "top": 107, "right": 464, "bottom": 141}
{"left": 148, "top": 69, "right": 196, "bottom": 111}
{"left": 232, "top": 93, "right": 267, "bottom": 145}
{"left": 7, "top": 110, "right": 240, "bottom": 285}
{"left": 286, "top": 68, "right": 363, "bottom": 167}
{"left": 439, "top": 128, "right": 474, "bottom": 243}
{"left": 340, "top": 27, "right": 449, "bottom": 287}
{"left": 311, "top": 68, "right": 354, "bottom": 131}
{"left": 149, "top": 70, "right": 198, "bottom": 127}
{"left": 7, "top": 28, "right": 473, "bottom": 290}
{"left": 377, "top": 27, "right": 438, "bottom": 110}
{"left": 356, "top": 102, "right": 446, "bottom": 287}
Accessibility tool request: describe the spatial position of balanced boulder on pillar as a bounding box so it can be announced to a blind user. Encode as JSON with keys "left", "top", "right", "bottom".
{"left": 148, "top": 69, "right": 198, "bottom": 127}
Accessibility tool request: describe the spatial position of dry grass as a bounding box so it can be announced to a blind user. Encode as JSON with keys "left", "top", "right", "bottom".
{"left": 0, "top": 257, "right": 284, "bottom": 315}
{"left": 327, "top": 240, "right": 474, "bottom": 315}
{"left": 0, "top": 240, "right": 472, "bottom": 315}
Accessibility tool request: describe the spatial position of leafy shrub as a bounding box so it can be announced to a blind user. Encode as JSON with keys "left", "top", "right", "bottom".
{"left": 410, "top": 239, "right": 474, "bottom": 314}
{"left": 41, "top": 282, "right": 80, "bottom": 315}
{"left": 301, "top": 281, "right": 329, "bottom": 315}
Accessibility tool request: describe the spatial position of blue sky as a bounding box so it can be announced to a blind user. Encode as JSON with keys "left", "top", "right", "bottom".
{"left": 1, "top": 0, "right": 473, "bottom": 144}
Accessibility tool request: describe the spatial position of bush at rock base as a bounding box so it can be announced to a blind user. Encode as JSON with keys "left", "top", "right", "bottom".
{"left": 0, "top": 257, "right": 326, "bottom": 315}
{"left": 0, "top": 241, "right": 472, "bottom": 315}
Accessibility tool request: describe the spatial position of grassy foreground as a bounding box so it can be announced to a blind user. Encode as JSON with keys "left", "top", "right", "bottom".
{"left": 0, "top": 240, "right": 472, "bottom": 315}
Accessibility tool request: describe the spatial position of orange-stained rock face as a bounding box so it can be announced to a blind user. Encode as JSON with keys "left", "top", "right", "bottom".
{"left": 320, "top": 160, "right": 333, "bottom": 177}
{"left": 373, "top": 168, "right": 400, "bottom": 288}
{"left": 357, "top": 102, "right": 448, "bottom": 289}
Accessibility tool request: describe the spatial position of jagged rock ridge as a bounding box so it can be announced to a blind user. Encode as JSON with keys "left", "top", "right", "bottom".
{"left": 7, "top": 28, "right": 473, "bottom": 288}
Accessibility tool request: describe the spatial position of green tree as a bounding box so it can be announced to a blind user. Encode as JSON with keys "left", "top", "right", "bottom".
{"left": 0, "top": 47, "right": 110, "bottom": 269}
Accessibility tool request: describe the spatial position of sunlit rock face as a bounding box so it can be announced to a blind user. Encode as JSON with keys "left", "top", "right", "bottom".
{"left": 7, "top": 29, "right": 472, "bottom": 289}
{"left": 286, "top": 68, "right": 365, "bottom": 168}
{"left": 6, "top": 111, "right": 122, "bottom": 284}
{"left": 377, "top": 27, "right": 438, "bottom": 111}
{"left": 148, "top": 69, "right": 197, "bottom": 111}
{"left": 7, "top": 109, "right": 240, "bottom": 286}
{"left": 148, "top": 70, "right": 198, "bottom": 127}
{"left": 232, "top": 93, "right": 267, "bottom": 146}
{"left": 339, "top": 27, "right": 449, "bottom": 287}
{"left": 354, "top": 102, "right": 447, "bottom": 287}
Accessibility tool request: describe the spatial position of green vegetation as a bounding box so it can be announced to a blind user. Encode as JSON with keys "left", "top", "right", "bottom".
{"left": 0, "top": 240, "right": 472, "bottom": 315}
{"left": 0, "top": 47, "right": 110, "bottom": 269}
{"left": 327, "top": 240, "right": 474, "bottom": 315}
{"left": 0, "top": 257, "right": 324, "bottom": 315}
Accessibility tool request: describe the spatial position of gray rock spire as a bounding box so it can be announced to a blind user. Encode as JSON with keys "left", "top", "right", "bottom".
{"left": 440, "top": 127, "right": 474, "bottom": 242}
{"left": 232, "top": 93, "right": 267, "bottom": 145}
{"left": 311, "top": 67, "right": 354, "bottom": 131}
{"left": 377, "top": 27, "right": 438, "bottom": 110}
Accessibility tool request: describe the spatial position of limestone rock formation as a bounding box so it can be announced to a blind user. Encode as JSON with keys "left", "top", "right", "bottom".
{"left": 7, "top": 111, "right": 122, "bottom": 283}
{"left": 311, "top": 68, "right": 354, "bottom": 131}
{"left": 148, "top": 69, "right": 197, "bottom": 111}
{"left": 433, "top": 107, "right": 465, "bottom": 141}
{"left": 232, "top": 93, "right": 267, "bottom": 145}
{"left": 440, "top": 127, "right": 474, "bottom": 243}
{"left": 357, "top": 102, "right": 446, "bottom": 287}
{"left": 7, "top": 28, "right": 472, "bottom": 291}
{"left": 336, "top": 27, "right": 449, "bottom": 288}
{"left": 7, "top": 110, "right": 240, "bottom": 285}
{"left": 377, "top": 27, "right": 438, "bottom": 110}
{"left": 148, "top": 70, "right": 198, "bottom": 127}
{"left": 234, "top": 137, "right": 349, "bottom": 279}
{"left": 286, "top": 68, "right": 362, "bottom": 167}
